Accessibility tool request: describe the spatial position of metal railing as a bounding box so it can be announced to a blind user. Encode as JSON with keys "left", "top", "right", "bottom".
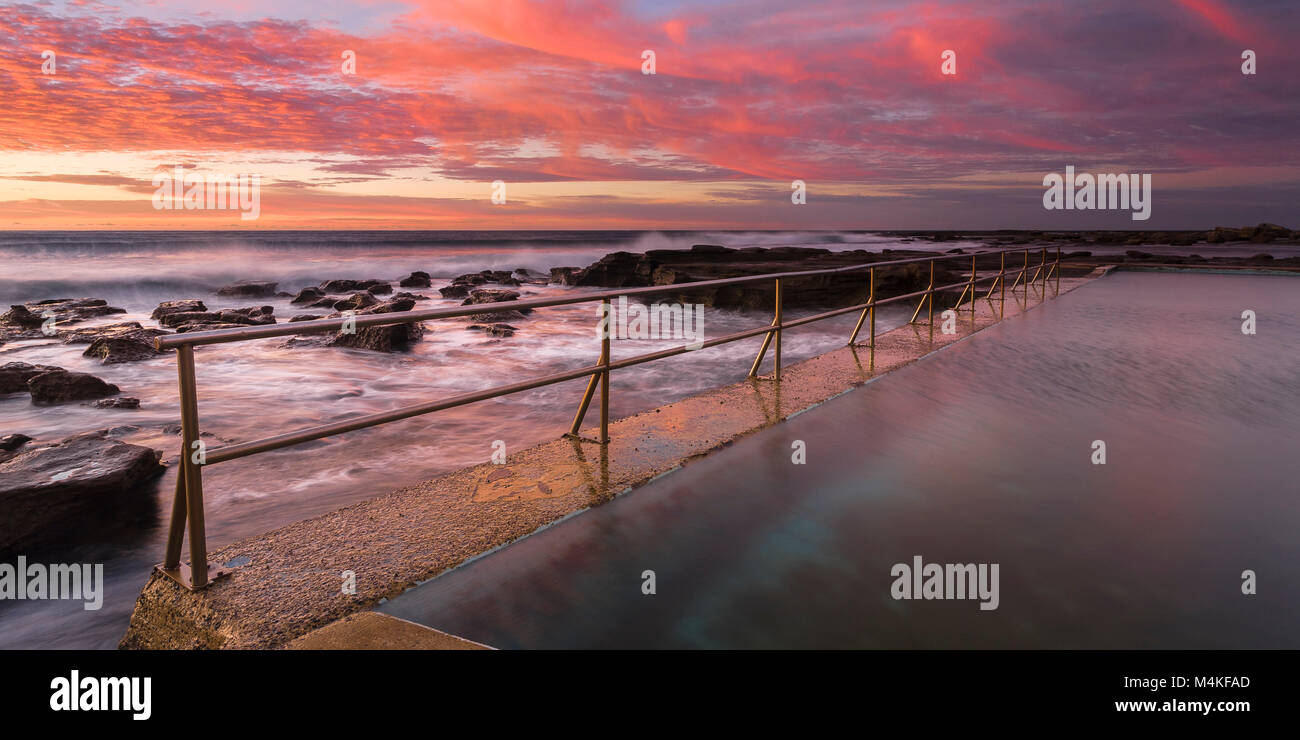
{"left": 154, "top": 246, "right": 1061, "bottom": 589}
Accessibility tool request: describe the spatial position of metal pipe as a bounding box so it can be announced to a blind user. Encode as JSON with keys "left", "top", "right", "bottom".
{"left": 600, "top": 298, "right": 610, "bottom": 443}
{"left": 774, "top": 278, "right": 783, "bottom": 380}
{"left": 176, "top": 344, "right": 208, "bottom": 588}
{"left": 927, "top": 260, "right": 935, "bottom": 325}
{"left": 869, "top": 267, "right": 875, "bottom": 347}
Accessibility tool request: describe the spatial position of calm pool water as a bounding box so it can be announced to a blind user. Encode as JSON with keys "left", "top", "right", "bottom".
{"left": 381, "top": 271, "right": 1300, "bottom": 648}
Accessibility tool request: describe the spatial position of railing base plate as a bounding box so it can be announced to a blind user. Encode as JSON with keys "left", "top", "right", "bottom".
{"left": 155, "top": 562, "right": 229, "bottom": 592}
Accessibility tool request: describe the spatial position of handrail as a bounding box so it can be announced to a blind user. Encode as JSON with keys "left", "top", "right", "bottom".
{"left": 155, "top": 245, "right": 1062, "bottom": 590}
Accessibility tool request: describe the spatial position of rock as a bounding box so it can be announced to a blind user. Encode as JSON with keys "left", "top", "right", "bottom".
{"left": 392, "top": 292, "right": 431, "bottom": 302}
{"left": 158, "top": 311, "right": 222, "bottom": 328}
{"left": 0, "top": 362, "right": 61, "bottom": 394}
{"left": 0, "top": 434, "right": 32, "bottom": 452}
{"left": 366, "top": 283, "right": 393, "bottom": 295}
{"left": 514, "top": 268, "right": 550, "bottom": 284}
{"left": 319, "top": 279, "right": 388, "bottom": 294}
{"left": 325, "top": 297, "right": 423, "bottom": 352}
{"left": 28, "top": 370, "right": 121, "bottom": 405}
{"left": 289, "top": 314, "right": 324, "bottom": 322}
{"left": 161, "top": 306, "right": 274, "bottom": 331}
{"left": 439, "top": 284, "right": 472, "bottom": 299}
{"left": 151, "top": 300, "right": 207, "bottom": 320}
{"left": 462, "top": 288, "right": 531, "bottom": 321}
{"left": 452, "top": 273, "right": 488, "bottom": 286}
{"left": 333, "top": 292, "right": 379, "bottom": 312}
{"left": 398, "top": 271, "right": 431, "bottom": 288}
{"left": 93, "top": 397, "right": 140, "bottom": 409}
{"left": 498, "top": 276, "right": 521, "bottom": 287}
{"left": 0, "top": 430, "right": 164, "bottom": 553}
{"left": 462, "top": 289, "right": 523, "bottom": 305}
{"left": 290, "top": 287, "right": 326, "bottom": 304}
{"left": 84, "top": 336, "right": 164, "bottom": 364}
{"left": 2, "top": 298, "right": 126, "bottom": 328}
{"left": 59, "top": 321, "right": 168, "bottom": 346}
{"left": 549, "top": 267, "right": 583, "bottom": 285}
{"left": 467, "top": 309, "right": 529, "bottom": 322}
{"left": 0, "top": 305, "right": 46, "bottom": 329}
{"left": 467, "top": 323, "right": 518, "bottom": 338}
{"left": 216, "top": 280, "right": 278, "bottom": 298}
{"left": 217, "top": 306, "right": 275, "bottom": 325}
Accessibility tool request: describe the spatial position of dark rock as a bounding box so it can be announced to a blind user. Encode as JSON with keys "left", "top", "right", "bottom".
{"left": 0, "top": 434, "right": 32, "bottom": 453}
{"left": 392, "top": 292, "right": 431, "bottom": 301}
{"left": 398, "top": 272, "right": 432, "bottom": 288}
{"left": 93, "top": 397, "right": 140, "bottom": 409}
{"left": 289, "top": 314, "right": 324, "bottom": 322}
{"left": 325, "top": 297, "right": 424, "bottom": 352}
{"left": 28, "top": 370, "right": 121, "bottom": 405}
{"left": 467, "top": 323, "right": 518, "bottom": 338}
{"left": 3, "top": 298, "right": 126, "bottom": 329}
{"left": 150, "top": 300, "right": 206, "bottom": 320}
{"left": 84, "top": 336, "right": 164, "bottom": 364}
{"left": 217, "top": 306, "right": 276, "bottom": 325}
{"left": 438, "top": 284, "right": 471, "bottom": 298}
{"left": 549, "top": 267, "right": 583, "bottom": 285}
{"left": 319, "top": 279, "right": 388, "bottom": 294}
{"left": 450, "top": 273, "right": 488, "bottom": 286}
{"left": 366, "top": 283, "right": 393, "bottom": 295}
{"left": 462, "top": 289, "right": 522, "bottom": 305}
{"left": 333, "top": 292, "right": 379, "bottom": 312}
{"left": 216, "top": 280, "right": 278, "bottom": 298}
{"left": 290, "top": 287, "right": 326, "bottom": 304}
{"left": 59, "top": 321, "right": 168, "bottom": 346}
{"left": 0, "top": 430, "right": 164, "bottom": 553}
{"left": 467, "top": 309, "right": 529, "bottom": 322}
{"left": 0, "top": 362, "right": 61, "bottom": 394}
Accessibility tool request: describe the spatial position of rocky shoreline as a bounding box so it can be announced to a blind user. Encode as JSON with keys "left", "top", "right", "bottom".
{"left": 1, "top": 225, "right": 1295, "bottom": 554}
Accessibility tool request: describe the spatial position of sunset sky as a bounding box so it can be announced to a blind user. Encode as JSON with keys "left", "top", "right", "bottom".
{"left": 1, "top": 0, "right": 1296, "bottom": 230}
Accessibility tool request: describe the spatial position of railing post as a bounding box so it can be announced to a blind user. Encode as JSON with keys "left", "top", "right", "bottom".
{"left": 927, "top": 259, "right": 935, "bottom": 325}
{"left": 773, "top": 278, "right": 783, "bottom": 380}
{"left": 970, "top": 254, "right": 977, "bottom": 314}
{"left": 176, "top": 343, "right": 209, "bottom": 589}
{"left": 869, "top": 267, "right": 875, "bottom": 347}
{"left": 600, "top": 297, "right": 610, "bottom": 444}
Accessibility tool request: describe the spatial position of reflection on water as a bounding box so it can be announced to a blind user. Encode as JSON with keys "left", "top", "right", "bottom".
{"left": 381, "top": 272, "right": 1300, "bottom": 649}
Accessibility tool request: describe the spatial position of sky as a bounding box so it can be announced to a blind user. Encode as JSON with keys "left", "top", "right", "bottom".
{"left": 0, "top": 0, "right": 1297, "bottom": 230}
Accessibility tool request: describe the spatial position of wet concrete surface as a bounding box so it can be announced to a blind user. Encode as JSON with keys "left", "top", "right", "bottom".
{"left": 121, "top": 271, "right": 1103, "bottom": 649}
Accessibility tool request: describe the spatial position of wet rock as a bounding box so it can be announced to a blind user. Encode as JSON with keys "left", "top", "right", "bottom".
{"left": 4, "top": 298, "right": 126, "bottom": 328}
{"left": 0, "top": 434, "right": 32, "bottom": 452}
{"left": 60, "top": 321, "right": 168, "bottom": 346}
{"left": 319, "top": 279, "right": 388, "bottom": 294}
{"left": 467, "top": 323, "right": 518, "bottom": 338}
{"left": 549, "top": 267, "right": 583, "bottom": 285}
{"left": 514, "top": 268, "right": 550, "bottom": 284}
{"left": 462, "top": 288, "right": 531, "bottom": 321}
{"left": 333, "top": 292, "right": 379, "bottom": 312}
{"left": 0, "top": 362, "right": 61, "bottom": 394}
{"left": 151, "top": 300, "right": 207, "bottom": 320}
{"left": 84, "top": 336, "right": 165, "bottom": 364}
{"left": 93, "top": 397, "right": 140, "bottom": 409}
{"left": 217, "top": 280, "right": 278, "bottom": 298}
{"left": 325, "top": 297, "right": 423, "bottom": 352}
{"left": 438, "top": 284, "right": 471, "bottom": 299}
{"left": 28, "top": 370, "right": 121, "bottom": 405}
{"left": 174, "top": 323, "right": 246, "bottom": 333}
{"left": 289, "top": 314, "right": 324, "bottom": 322}
{"left": 161, "top": 306, "right": 274, "bottom": 331}
{"left": 366, "top": 283, "right": 393, "bottom": 296}
{"left": 217, "top": 306, "right": 276, "bottom": 325}
{"left": 392, "top": 292, "right": 431, "bottom": 302}
{"left": 290, "top": 287, "right": 326, "bottom": 304}
{"left": 0, "top": 430, "right": 164, "bottom": 553}
{"left": 398, "top": 271, "right": 431, "bottom": 288}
